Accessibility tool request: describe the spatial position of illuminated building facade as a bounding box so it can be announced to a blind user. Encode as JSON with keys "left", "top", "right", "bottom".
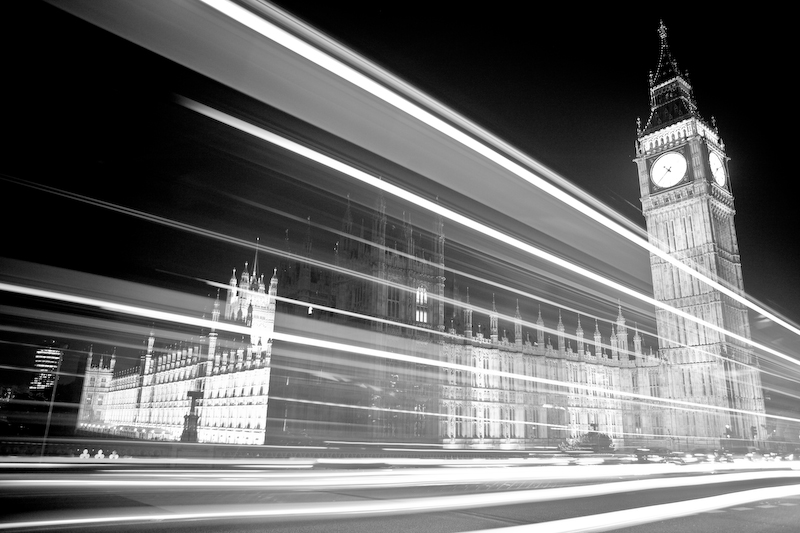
{"left": 28, "top": 341, "right": 64, "bottom": 394}
{"left": 439, "top": 303, "right": 663, "bottom": 449}
{"left": 75, "top": 21, "right": 765, "bottom": 452}
{"left": 266, "top": 197, "right": 664, "bottom": 449}
{"left": 76, "top": 347, "right": 115, "bottom": 424}
{"left": 633, "top": 22, "right": 766, "bottom": 445}
{"left": 77, "top": 262, "right": 278, "bottom": 444}
{"left": 266, "top": 195, "right": 447, "bottom": 444}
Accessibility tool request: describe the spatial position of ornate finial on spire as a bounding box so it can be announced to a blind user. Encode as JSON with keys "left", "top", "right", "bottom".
{"left": 658, "top": 19, "right": 667, "bottom": 41}
{"left": 492, "top": 293, "right": 497, "bottom": 312}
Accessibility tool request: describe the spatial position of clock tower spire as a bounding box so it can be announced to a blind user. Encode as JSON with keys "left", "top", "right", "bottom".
{"left": 635, "top": 21, "right": 765, "bottom": 449}
{"left": 641, "top": 20, "right": 701, "bottom": 135}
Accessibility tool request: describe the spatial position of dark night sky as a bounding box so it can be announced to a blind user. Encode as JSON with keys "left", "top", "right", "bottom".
{"left": 266, "top": 3, "right": 798, "bottom": 323}
{"left": 2, "top": 3, "right": 798, "bottom": 382}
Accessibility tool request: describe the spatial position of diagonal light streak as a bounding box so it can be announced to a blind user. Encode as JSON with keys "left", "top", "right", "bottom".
{"left": 198, "top": 0, "right": 800, "bottom": 348}
{"left": 210, "top": 193, "right": 779, "bottom": 384}
{"left": 177, "top": 95, "right": 800, "bottom": 370}
{"left": 2, "top": 280, "right": 796, "bottom": 423}
{"left": 3, "top": 470, "right": 800, "bottom": 531}
{"left": 273, "top": 329, "right": 799, "bottom": 423}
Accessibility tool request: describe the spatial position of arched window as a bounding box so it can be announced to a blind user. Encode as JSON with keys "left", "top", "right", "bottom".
{"left": 415, "top": 286, "right": 428, "bottom": 323}
{"left": 387, "top": 285, "right": 400, "bottom": 319}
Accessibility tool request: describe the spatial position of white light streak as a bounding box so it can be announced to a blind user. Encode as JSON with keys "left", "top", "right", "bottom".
{"left": 3, "top": 469, "right": 799, "bottom": 530}
{"left": 198, "top": 0, "right": 800, "bottom": 350}
{"left": 177, "top": 95, "right": 800, "bottom": 370}
{"left": 272, "top": 330, "right": 797, "bottom": 423}
{"left": 471, "top": 484, "right": 800, "bottom": 533}
{"left": 1, "top": 280, "right": 796, "bottom": 423}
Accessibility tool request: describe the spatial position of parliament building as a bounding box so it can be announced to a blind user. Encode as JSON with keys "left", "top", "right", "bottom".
{"left": 77, "top": 22, "right": 765, "bottom": 451}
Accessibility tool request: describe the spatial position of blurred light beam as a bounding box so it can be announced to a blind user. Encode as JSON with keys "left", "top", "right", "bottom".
{"left": 177, "top": 96, "right": 800, "bottom": 370}
{"left": 198, "top": 0, "right": 800, "bottom": 349}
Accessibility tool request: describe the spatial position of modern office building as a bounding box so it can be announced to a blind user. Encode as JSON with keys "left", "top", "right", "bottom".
{"left": 28, "top": 341, "right": 64, "bottom": 395}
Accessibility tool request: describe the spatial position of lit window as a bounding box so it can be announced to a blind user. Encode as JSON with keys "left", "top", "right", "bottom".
{"left": 415, "top": 286, "right": 428, "bottom": 323}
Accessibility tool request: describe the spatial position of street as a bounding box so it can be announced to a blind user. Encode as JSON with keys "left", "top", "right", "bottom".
{"left": 2, "top": 460, "right": 800, "bottom": 531}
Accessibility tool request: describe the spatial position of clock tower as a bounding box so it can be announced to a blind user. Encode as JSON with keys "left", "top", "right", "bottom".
{"left": 634, "top": 21, "right": 765, "bottom": 447}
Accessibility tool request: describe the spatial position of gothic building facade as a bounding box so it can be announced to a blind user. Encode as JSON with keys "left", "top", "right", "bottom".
{"left": 77, "top": 261, "right": 278, "bottom": 445}
{"left": 76, "top": 22, "right": 765, "bottom": 451}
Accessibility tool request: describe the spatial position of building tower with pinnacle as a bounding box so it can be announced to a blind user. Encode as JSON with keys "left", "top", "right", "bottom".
{"left": 634, "top": 21, "right": 765, "bottom": 445}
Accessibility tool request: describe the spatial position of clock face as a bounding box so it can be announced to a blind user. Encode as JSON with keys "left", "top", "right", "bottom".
{"left": 650, "top": 151, "right": 687, "bottom": 188}
{"left": 709, "top": 152, "right": 726, "bottom": 187}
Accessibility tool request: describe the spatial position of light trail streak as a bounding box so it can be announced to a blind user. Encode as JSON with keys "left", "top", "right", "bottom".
{"left": 224, "top": 189, "right": 641, "bottom": 331}
{"left": 473, "top": 484, "right": 800, "bottom": 533}
{"left": 186, "top": 194, "right": 776, "bottom": 384}
{"left": 275, "top": 328, "right": 794, "bottom": 423}
{"left": 199, "top": 0, "right": 800, "bottom": 346}
{"left": 270, "top": 352, "right": 760, "bottom": 442}
{"left": 2, "top": 172, "right": 784, "bottom": 385}
{"left": 177, "top": 95, "right": 800, "bottom": 372}
{"left": 3, "top": 469, "right": 799, "bottom": 530}
{"left": 1, "top": 280, "right": 796, "bottom": 424}
{"left": 266, "top": 395, "right": 565, "bottom": 433}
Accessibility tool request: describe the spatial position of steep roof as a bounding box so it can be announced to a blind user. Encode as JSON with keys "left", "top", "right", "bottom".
{"left": 641, "top": 21, "right": 705, "bottom": 135}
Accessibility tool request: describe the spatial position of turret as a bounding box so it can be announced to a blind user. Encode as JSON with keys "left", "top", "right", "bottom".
{"left": 208, "top": 294, "right": 220, "bottom": 363}
{"left": 464, "top": 288, "right": 473, "bottom": 339}
{"left": 633, "top": 324, "right": 643, "bottom": 356}
{"left": 616, "top": 304, "right": 628, "bottom": 356}
{"left": 610, "top": 325, "right": 618, "bottom": 359}
{"left": 240, "top": 261, "right": 250, "bottom": 292}
{"left": 536, "top": 306, "right": 544, "bottom": 346}
{"left": 490, "top": 294, "right": 498, "bottom": 343}
{"left": 144, "top": 329, "right": 154, "bottom": 374}
{"left": 86, "top": 344, "right": 95, "bottom": 370}
{"left": 594, "top": 320, "right": 602, "bottom": 357}
{"left": 225, "top": 267, "right": 237, "bottom": 321}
